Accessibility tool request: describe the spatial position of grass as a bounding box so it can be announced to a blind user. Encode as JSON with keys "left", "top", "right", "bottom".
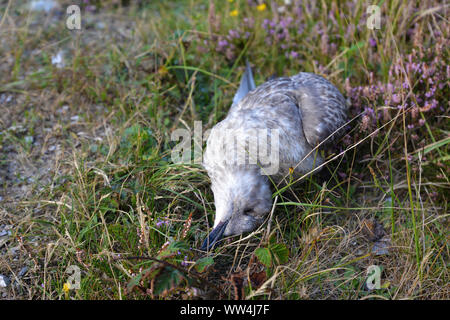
{"left": 0, "top": 0, "right": 448, "bottom": 300}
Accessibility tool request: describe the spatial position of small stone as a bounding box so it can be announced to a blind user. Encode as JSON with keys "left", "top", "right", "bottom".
{"left": 29, "top": 0, "right": 59, "bottom": 13}
{"left": 0, "top": 275, "right": 10, "bottom": 288}
{"left": 372, "top": 236, "right": 391, "bottom": 256}
{"left": 96, "top": 22, "right": 106, "bottom": 29}
{"left": 57, "top": 105, "right": 69, "bottom": 114}
{"left": 51, "top": 50, "right": 65, "bottom": 68}
{"left": 18, "top": 267, "right": 29, "bottom": 278}
{"left": 7, "top": 246, "right": 19, "bottom": 256}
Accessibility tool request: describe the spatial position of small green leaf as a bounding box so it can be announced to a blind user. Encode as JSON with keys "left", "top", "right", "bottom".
{"left": 194, "top": 256, "right": 214, "bottom": 273}
{"left": 270, "top": 243, "right": 289, "bottom": 264}
{"left": 167, "top": 240, "right": 188, "bottom": 251}
{"left": 126, "top": 271, "right": 144, "bottom": 293}
{"left": 255, "top": 247, "right": 272, "bottom": 268}
{"left": 152, "top": 267, "right": 185, "bottom": 296}
{"left": 268, "top": 234, "right": 277, "bottom": 246}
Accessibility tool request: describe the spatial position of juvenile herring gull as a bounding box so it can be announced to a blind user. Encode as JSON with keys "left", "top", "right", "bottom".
{"left": 201, "top": 61, "right": 347, "bottom": 250}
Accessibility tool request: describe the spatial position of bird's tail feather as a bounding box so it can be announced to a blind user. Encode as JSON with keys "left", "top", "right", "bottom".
{"left": 232, "top": 59, "right": 255, "bottom": 106}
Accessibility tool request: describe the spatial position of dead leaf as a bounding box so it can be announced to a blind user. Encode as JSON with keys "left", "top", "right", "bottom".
{"left": 229, "top": 271, "right": 246, "bottom": 300}
{"left": 361, "top": 218, "right": 386, "bottom": 242}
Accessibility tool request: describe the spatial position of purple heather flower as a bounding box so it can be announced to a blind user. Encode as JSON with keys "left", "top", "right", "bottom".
{"left": 369, "top": 37, "right": 377, "bottom": 47}
{"left": 425, "top": 88, "right": 435, "bottom": 98}
{"left": 243, "top": 17, "right": 253, "bottom": 28}
{"left": 392, "top": 94, "right": 401, "bottom": 104}
{"left": 276, "top": 30, "right": 286, "bottom": 41}
{"left": 181, "top": 256, "right": 189, "bottom": 267}
{"left": 411, "top": 63, "right": 421, "bottom": 72}
{"left": 338, "top": 172, "right": 347, "bottom": 179}
{"left": 280, "top": 17, "right": 293, "bottom": 28}
{"left": 386, "top": 83, "right": 393, "bottom": 92}
{"left": 295, "top": 5, "right": 302, "bottom": 17}
{"left": 430, "top": 99, "right": 438, "bottom": 109}
{"left": 156, "top": 218, "right": 169, "bottom": 227}
{"left": 345, "top": 24, "right": 355, "bottom": 39}
{"left": 364, "top": 107, "right": 375, "bottom": 116}
{"left": 330, "top": 42, "right": 337, "bottom": 54}
{"left": 217, "top": 39, "right": 229, "bottom": 51}
{"left": 227, "top": 29, "right": 240, "bottom": 40}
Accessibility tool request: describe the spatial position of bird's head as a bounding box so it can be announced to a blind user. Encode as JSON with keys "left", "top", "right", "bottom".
{"left": 201, "top": 169, "right": 272, "bottom": 251}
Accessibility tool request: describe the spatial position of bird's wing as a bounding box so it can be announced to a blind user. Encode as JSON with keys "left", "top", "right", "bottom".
{"left": 233, "top": 72, "right": 347, "bottom": 149}
{"left": 232, "top": 60, "right": 256, "bottom": 107}
{"left": 290, "top": 72, "right": 348, "bottom": 148}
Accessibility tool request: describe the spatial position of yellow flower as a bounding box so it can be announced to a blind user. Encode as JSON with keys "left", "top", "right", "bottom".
{"left": 256, "top": 3, "right": 267, "bottom": 11}
{"left": 158, "top": 65, "right": 168, "bottom": 76}
{"left": 230, "top": 9, "right": 238, "bottom": 17}
{"left": 63, "top": 282, "right": 71, "bottom": 293}
{"left": 228, "top": 0, "right": 234, "bottom": 2}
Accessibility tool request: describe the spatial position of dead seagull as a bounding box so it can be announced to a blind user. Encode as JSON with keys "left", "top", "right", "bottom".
{"left": 201, "top": 61, "right": 347, "bottom": 250}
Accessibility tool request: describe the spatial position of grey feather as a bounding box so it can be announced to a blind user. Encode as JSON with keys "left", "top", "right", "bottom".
{"left": 232, "top": 60, "right": 256, "bottom": 107}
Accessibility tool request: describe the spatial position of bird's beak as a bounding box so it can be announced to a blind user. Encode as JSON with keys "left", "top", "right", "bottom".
{"left": 200, "top": 220, "right": 229, "bottom": 251}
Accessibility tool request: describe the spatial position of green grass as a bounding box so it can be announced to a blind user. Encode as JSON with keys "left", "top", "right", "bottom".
{"left": 0, "top": 0, "right": 448, "bottom": 300}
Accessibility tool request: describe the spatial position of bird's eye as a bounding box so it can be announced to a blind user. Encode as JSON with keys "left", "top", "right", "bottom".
{"left": 243, "top": 208, "right": 252, "bottom": 215}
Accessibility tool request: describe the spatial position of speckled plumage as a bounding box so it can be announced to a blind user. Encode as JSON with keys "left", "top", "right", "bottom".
{"left": 201, "top": 64, "right": 347, "bottom": 250}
